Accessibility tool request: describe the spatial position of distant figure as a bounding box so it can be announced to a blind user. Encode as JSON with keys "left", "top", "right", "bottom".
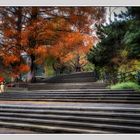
{"left": 93, "top": 69, "right": 99, "bottom": 80}
{"left": 0, "top": 82, "right": 5, "bottom": 93}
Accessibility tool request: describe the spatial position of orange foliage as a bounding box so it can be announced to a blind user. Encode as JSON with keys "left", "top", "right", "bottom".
{"left": 19, "top": 64, "right": 30, "bottom": 73}
{"left": 21, "top": 31, "right": 29, "bottom": 46}
{"left": 35, "top": 45, "right": 48, "bottom": 55}
{"left": 4, "top": 29, "right": 17, "bottom": 37}
{"left": 48, "top": 32, "right": 94, "bottom": 64}
{"left": 0, "top": 7, "right": 105, "bottom": 76}
{"left": 2, "top": 55, "right": 20, "bottom": 66}
{"left": 34, "top": 45, "right": 48, "bottom": 64}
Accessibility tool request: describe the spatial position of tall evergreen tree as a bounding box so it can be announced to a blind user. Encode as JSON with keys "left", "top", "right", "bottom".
{"left": 88, "top": 7, "right": 140, "bottom": 82}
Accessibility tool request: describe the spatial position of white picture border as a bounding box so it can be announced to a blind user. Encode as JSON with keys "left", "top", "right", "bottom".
{"left": 0, "top": 0, "right": 140, "bottom": 140}
{"left": 0, "top": 0, "right": 139, "bottom": 6}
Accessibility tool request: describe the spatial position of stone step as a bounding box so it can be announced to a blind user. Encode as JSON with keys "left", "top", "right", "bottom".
{"left": 1, "top": 104, "right": 140, "bottom": 113}
{"left": 50, "top": 76, "right": 95, "bottom": 80}
{"left": 36, "top": 72, "right": 96, "bottom": 83}
{"left": 47, "top": 72, "right": 95, "bottom": 79}
{"left": 1, "top": 91, "right": 140, "bottom": 103}
{"left": 29, "top": 82, "right": 106, "bottom": 85}
{"left": 6, "top": 87, "right": 27, "bottom": 91}
{"left": 0, "top": 127, "right": 37, "bottom": 134}
{"left": 0, "top": 121, "right": 111, "bottom": 134}
{"left": 0, "top": 116, "right": 139, "bottom": 133}
{"left": 5, "top": 89, "right": 136, "bottom": 94}
{"left": 43, "top": 77, "right": 96, "bottom": 83}
{"left": 28, "top": 86, "right": 107, "bottom": 90}
{"left": 0, "top": 112, "right": 140, "bottom": 126}
{"left": 0, "top": 98, "right": 140, "bottom": 104}
{"left": 14, "top": 83, "right": 28, "bottom": 88}
{"left": 1, "top": 95, "right": 140, "bottom": 99}
{"left": 28, "top": 82, "right": 107, "bottom": 86}
{"left": 3, "top": 88, "right": 137, "bottom": 92}
{"left": 1, "top": 110, "right": 140, "bottom": 120}
{"left": 1, "top": 93, "right": 140, "bottom": 98}
{"left": 28, "top": 82, "right": 107, "bottom": 90}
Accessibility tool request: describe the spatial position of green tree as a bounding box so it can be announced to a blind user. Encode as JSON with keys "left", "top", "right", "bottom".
{"left": 88, "top": 7, "right": 140, "bottom": 83}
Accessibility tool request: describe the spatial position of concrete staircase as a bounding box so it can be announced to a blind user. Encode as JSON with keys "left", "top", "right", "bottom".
{"left": 28, "top": 72, "right": 106, "bottom": 90}
{"left": 0, "top": 89, "right": 140, "bottom": 104}
{"left": 28, "top": 82, "right": 107, "bottom": 90}
{"left": 35, "top": 72, "right": 97, "bottom": 83}
{"left": 0, "top": 72, "right": 140, "bottom": 133}
{"left": 0, "top": 104, "right": 140, "bottom": 133}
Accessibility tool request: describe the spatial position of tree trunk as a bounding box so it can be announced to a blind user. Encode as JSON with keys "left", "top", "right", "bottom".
{"left": 16, "top": 7, "right": 23, "bottom": 81}
{"left": 75, "top": 54, "right": 81, "bottom": 72}
{"left": 30, "top": 55, "right": 37, "bottom": 82}
{"left": 28, "top": 7, "right": 39, "bottom": 82}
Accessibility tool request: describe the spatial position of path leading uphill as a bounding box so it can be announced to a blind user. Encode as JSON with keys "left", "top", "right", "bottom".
{"left": 0, "top": 72, "right": 140, "bottom": 134}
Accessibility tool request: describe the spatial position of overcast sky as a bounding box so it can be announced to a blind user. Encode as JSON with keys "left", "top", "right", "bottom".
{"left": 105, "top": 7, "right": 127, "bottom": 24}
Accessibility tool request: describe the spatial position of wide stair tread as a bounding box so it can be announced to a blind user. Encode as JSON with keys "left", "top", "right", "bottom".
{"left": 0, "top": 121, "right": 112, "bottom": 134}
{"left": 0, "top": 103, "right": 140, "bottom": 133}
{"left": 0, "top": 112, "right": 140, "bottom": 125}
{"left": 0, "top": 116, "right": 139, "bottom": 133}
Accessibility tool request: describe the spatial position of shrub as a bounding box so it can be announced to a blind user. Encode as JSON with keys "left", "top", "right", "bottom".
{"left": 110, "top": 81, "right": 140, "bottom": 91}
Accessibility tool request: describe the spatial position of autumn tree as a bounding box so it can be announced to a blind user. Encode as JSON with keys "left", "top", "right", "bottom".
{"left": 0, "top": 7, "right": 30, "bottom": 80}
{"left": 0, "top": 7, "right": 105, "bottom": 82}
{"left": 40, "top": 7, "right": 105, "bottom": 74}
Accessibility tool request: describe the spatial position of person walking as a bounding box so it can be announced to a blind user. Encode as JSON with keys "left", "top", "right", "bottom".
{"left": 0, "top": 76, "right": 5, "bottom": 93}
{"left": 0, "top": 82, "right": 5, "bottom": 93}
